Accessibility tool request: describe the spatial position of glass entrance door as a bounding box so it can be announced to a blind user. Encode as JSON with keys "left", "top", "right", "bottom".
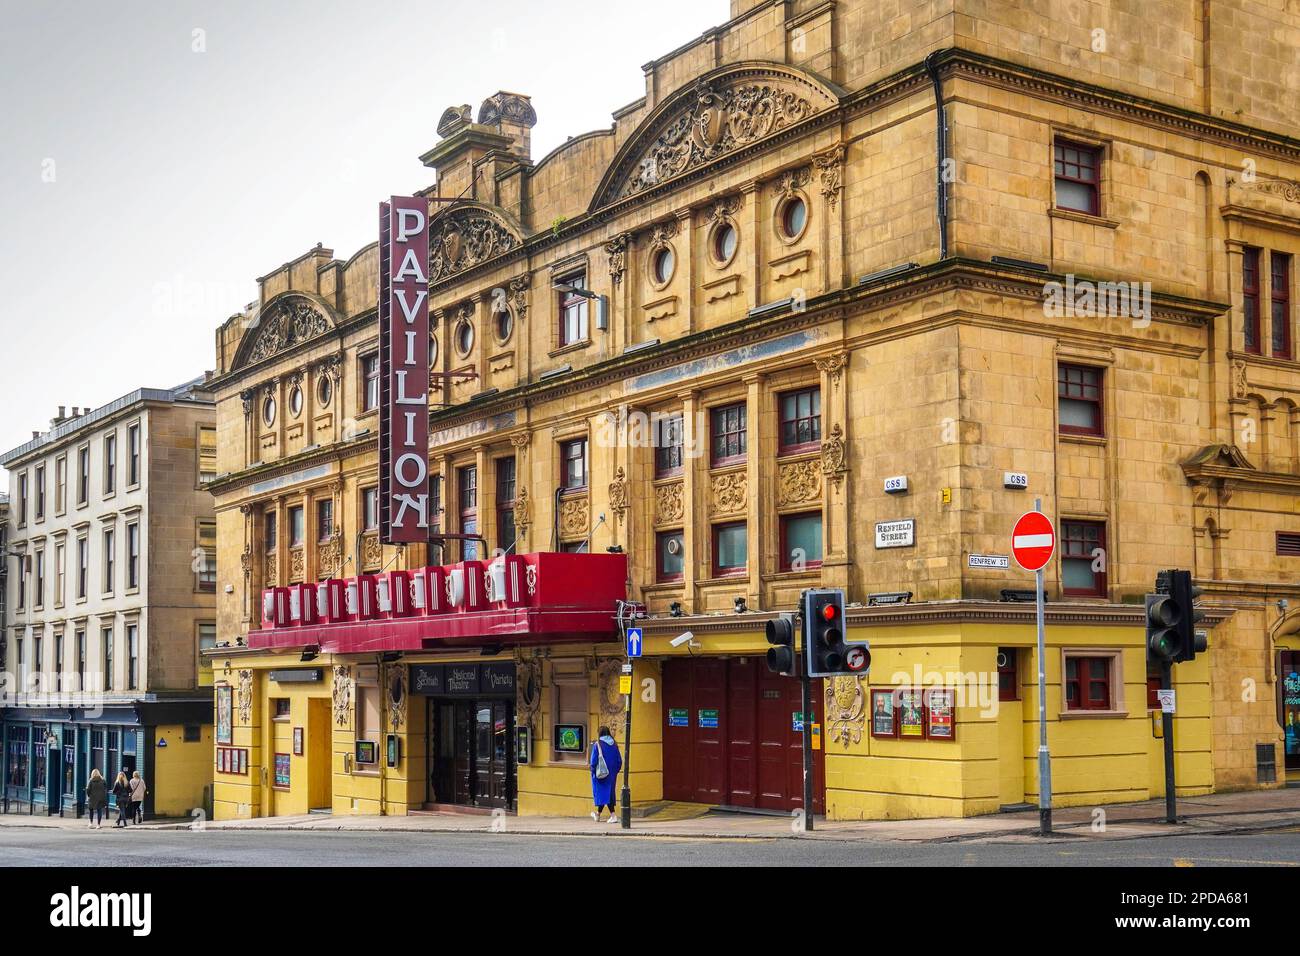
{"left": 429, "top": 698, "right": 515, "bottom": 810}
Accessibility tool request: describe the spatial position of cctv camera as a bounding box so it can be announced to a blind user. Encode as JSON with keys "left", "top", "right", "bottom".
{"left": 669, "top": 631, "right": 695, "bottom": 648}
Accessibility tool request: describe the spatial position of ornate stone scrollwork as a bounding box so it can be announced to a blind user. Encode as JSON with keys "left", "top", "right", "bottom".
{"left": 237, "top": 670, "right": 253, "bottom": 725}
{"left": 560, "top": 497, "right": 589, "bottom": 537}
{"left": 516, "top": 658, "right": 543, "bottom": 731}
{"left": 616, "top": 77, "right": 822, "bottom": 200}
{"left": 605, "top": 233, "right": 632, "bottom": 285}
{"left": 705, "top": 195, "right": 743, "bottom": 224}
{"left": 429, "top": 208, "right": 521, "bottom": 283}
{"left": 508, "top": 274, "right": 531, "bottom": 320}
{"left": 264, "top": 554, "right": 278, "bottom": 588}
{"left": 711, "top": 472, "right": 747, "bottom": 515}
{"left": 825, "top": 675, "right": 866, "bottom": 748}
{"left": 240, "top": 298, "right": 331, "bottom": 368}
{"left": 361, "top": 531, "right": 382, "bottom": 572}
{"left": 514, "top": 486, "right": 531, "bottom": 535}
{"left": 478, "top": 93, "right": 537, "bottom": 128}
{"left": 387, "top": 665, "right": 408, "bottom": 732}
{"left": 777, "top": 458, "right": 823, "bottom": 507}
{"left": 596, "top": 660, "right": 627, "bottom": 730}
{"left": 813, "top": 144, "right": 846, "bottom": 211}
{"left": 815, "top": 351, "right": 849, "bottom": 388}
{"left": 332, "top": 666, "right": 352, "bottom": 728}
{"left": 437, "top": 104, "right": 472, "bottom": 137}
{"left": 240, "top": 388, "right": 255, "bottom": 418}
{"left": 773, "top": 166, "right": 811, "bottom": 199}
{"left": 655, "top": 481, "right": 684, "bottom": 525}
{"left": 1232, "top": 359, "right": 1248, "bottom": 399}
{"left": 608, "top": 467, "right": 628, "bottom": 523}
{"left": 821, "top": 423, "right": 848, "bottom": 489}
{"left": 317, "top": 538, "right": 341, "bottom": 578}
{"left": 289, "top": 547, "right": 304, "bottom": 583}
{"left": 1232, "top": 176, "right": 1300, "bottom": 203}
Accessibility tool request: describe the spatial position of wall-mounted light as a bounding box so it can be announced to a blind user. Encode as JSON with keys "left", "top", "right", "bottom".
{"left": 669, "top": 602, "right": 683, "bottom": 618}
{"left": 734, "top": 597, "right": 748, "bottom": 614}
{"left": 868, "top": 591, "right": 913, "bottom": 607}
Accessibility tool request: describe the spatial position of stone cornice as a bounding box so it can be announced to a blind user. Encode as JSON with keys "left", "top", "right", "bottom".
{"left": 1183, "top": 461, "right": 1300, "bottom": 495}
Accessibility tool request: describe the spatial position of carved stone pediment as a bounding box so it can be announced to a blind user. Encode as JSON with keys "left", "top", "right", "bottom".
{"left": 478, "top": 93, "right": 537, "bottom": 128}
{"left": 234, "top": 295, "right": 334, "bottom": 370}
{"left": 428, "top": 203, "right": 524, "bottom": 283}
{"left": 594, "top": 64, "right": 839, "bottom": 207}
{"left": 437, "top": 104, "right": 472, "bottom": 137}
{"left": 1182, "top": 443, "right": 1256, "bottom": 473}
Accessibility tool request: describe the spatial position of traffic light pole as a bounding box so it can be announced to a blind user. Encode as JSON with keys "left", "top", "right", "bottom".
{"left": 1161, "top": 659, "right": 1176, "bottom": 824}
{"left": 801, "top": 666, "right": 814, "bottom": 833}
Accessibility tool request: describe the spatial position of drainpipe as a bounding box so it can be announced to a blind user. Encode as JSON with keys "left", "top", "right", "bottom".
{"left": 925, "top": 51, "right": 950, "bottom": 260}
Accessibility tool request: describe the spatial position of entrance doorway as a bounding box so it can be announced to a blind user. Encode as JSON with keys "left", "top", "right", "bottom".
{"left": 662, "top": 657, "right": 825, "bottom": 813}
{"left": 1281, "top": 650, "right": 1300, "bottom": 775}
{"left": 428, "top": 698, "right": 515, "bottom": 810}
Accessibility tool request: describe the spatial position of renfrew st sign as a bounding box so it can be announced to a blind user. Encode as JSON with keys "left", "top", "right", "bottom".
{"left": 379, "top": 196, "right": 431, "bottom": 544}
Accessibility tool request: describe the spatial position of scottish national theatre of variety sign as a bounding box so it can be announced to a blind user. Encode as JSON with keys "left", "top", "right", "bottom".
{"left": 202, "top": 0, "right": 1300, "bottom": 821}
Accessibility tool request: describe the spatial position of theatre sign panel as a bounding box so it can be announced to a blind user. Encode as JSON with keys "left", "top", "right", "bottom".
{"left": 378, "top": 196, "right": 431, "bottom": 544}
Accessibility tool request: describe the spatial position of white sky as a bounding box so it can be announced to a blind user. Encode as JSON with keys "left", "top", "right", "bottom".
{"left": 0, "top": 0, "right": 726, "bottom": 473}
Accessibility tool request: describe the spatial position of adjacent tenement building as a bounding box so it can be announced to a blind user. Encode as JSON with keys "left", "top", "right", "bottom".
{"left": 207, "top": 0, "right": 1300, "bottom": 820}
{"left": 2, "top": 381, "right": 217, "bottom": 817}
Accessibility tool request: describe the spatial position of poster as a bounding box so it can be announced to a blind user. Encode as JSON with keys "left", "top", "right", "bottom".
{"left": 293, "top": 727, "right": 304, "bottom": 756}
{"left": 667, "top": 708, "right": 688, "bottom": 727}
{"left": 216, "top": 684, "right": 232, "bottom": 744}
{"left": 274, "top": 753, "right": 291, "bottom": 788}
{"left": 926, "top": 688, "right": 955, "bottom": 739}
{"left": 899, "top": 688, "right": 925, "bottom": 737}
{"left": 870, "top": 689, "right": 896, "bottom": 737}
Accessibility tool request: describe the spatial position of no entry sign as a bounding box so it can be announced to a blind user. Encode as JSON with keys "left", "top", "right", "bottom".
{"left": 1011, "top": 511, "right": 1056, "bottom": 572}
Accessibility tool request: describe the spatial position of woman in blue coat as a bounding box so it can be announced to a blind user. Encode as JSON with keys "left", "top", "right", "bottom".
{"left": 589, "top": 725, "right": 623, "bottom": 822}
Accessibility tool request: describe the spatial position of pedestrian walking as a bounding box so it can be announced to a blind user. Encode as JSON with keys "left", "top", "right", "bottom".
{"left": 85, "top": 769, "right": 108, "bottom": 829}
{"left": 111, "top": 771, "right": 131, "bottom": 828}
{"left": 128, "top": 770, "right": 147, "bottom": 825}
{"left": 589, "top": 725, "right": 623, "bottom": 823}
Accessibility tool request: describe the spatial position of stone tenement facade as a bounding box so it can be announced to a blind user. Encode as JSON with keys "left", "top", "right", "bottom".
{"left": 208, "top": 0, "right": 1300, "bottom": 817}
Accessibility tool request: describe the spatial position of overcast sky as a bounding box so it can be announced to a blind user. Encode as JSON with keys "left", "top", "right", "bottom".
{"left": 0, "top": 0, "right": 724, "bottom": 476}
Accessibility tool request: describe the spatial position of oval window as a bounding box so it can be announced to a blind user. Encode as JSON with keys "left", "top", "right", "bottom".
{"left": 430, "top": 334, "right": 439, "bottom": 365}
{"left": 262, "top": 396, "right": 276, "bottom": 427}
{"left": 289, "top": 385, "right": 303, "bottom": 417}
{"left": 317, "top": 375, "right": 332, "bottom": 408}
{"left": 456, "top": 320, "right": 474, "bottom": 356}
{"left": 653, "top": 246, "right": 675, "bottom": 284}
{"left": 781, "top": 196, "right": 807, "bottom": 239}
{"left": 495, "top": 308, "right": 513, "bottom": 343}
{"left": 713, "top": 222, "right": 737, "bottom": 264}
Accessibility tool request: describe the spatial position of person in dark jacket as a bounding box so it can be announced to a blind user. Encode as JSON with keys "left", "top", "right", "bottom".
{"left": 85, "top": 770, "right": 108, "bottom": 829}
{"left": 589, "top": 725, "right": 623, "bottom": 823}
{"left": 111, "top": 771, "right": 132, "bottom": 828}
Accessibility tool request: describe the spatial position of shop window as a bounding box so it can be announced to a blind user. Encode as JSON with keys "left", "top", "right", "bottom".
{"left": 1272, "top": 252, "right": 1292, "bottom": 359}
{"left": 997, "top": 647, "right": 1019, "bottom": 701}
{"left": 1243, "top": 248, "right": 1262, "bottom": 355}
{"left": 1058, "top": 364, "right": 1103, "bottom": 436}
{"left": 713, "top": 521, "right": 747, "bottom": 577}
{"left": 780, "top": 512, "right": 822, "bottom": 570}
{"left": 778, "top": 387, "right": 821, "bottom": 454}
{"left": 710, "top": 403, "right": 747, "bottom": 467}
{"left": 7, "top": 738, "right": 28, "bottom": 788}
{"left": 657, "top": 530, "right": 685, "bottom": 582}
{"left": 551, "top": 661, "right": 589, "bottom": 764}
{"left": 1061, "top": 520, "right": 1107, "bottom": 597}
{"left": 655, "top": 414, "right": 684, "bottom": 478}
{"left": 1053, "top": 140, "right": 1101, "bottom": 215}
{"left": 1065, "top": 655, "right": 1114, "bottom": 711}
{"left": 560, "top": 438, "right": 587, "bottom": 491}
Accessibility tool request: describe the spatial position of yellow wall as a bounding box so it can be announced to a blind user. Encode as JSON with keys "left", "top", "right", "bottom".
{"left": 151, "top": 722, "right": 213, "bottom": 818}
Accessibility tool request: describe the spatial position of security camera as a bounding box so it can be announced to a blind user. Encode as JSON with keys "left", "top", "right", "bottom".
{"left": 669, "top": 631, "right": 696, "bottom": 648}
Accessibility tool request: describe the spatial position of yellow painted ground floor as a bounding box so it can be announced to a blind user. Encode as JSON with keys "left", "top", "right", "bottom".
{"left": 204, "top": 601, "right": 1294, "bottom": 822}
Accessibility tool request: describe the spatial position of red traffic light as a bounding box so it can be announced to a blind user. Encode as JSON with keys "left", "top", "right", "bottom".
{"left": 821, "top": 603, "right": 837, "bottom": 622}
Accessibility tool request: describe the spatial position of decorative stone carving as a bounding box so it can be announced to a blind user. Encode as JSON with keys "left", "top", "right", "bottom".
{"left": 237, "top": 670, "right": 253, "bottom": 725}
{"left": 436, "top": 104, "right": 472, "bottom": 137}
{"left": 560, "top": 497, "right": 589, "bottom": 537}
{"left": 239, "top": 298, "right": 331, "bottom": 368}
{"left": 516, "top": 658, "right": 543, "bottom": 731}
{"left": 815, "top": 351, "right": 849, "bottom": 388}
{"left": 509, "top": 432, "right": 530, "bottom": 452}
{"left": 289, "top": 546, "right": 304, "bottom": 583}
{"left": 361, "top": 531, "right": 382, "bottom": 571}
{"left": 264, "top": 553, "right": 278, "bottom": 588}
{"left": 772, "top": 166, "right": 811, "bottom": 199}
{"left": 332, "top": 665, "right": 352, "bottom": 728}
{"left": 317, "top": 538, "right": 341, "bottom": 577}
{"left": 778, "top": 458, "right": 823, "bottom": 506}
{"left": 605, "top": 233, "right": 632, "bottom": 285}
{"left": 1232, "top": 359, "right": 1248, "bottom": 399}
{"left": 514, "top": 486, "right": 531, "bottom": 535}
{"left": 387, "top": 665, "right": 408, "bottom": 732}
{"left": 1235, "top": 176, "right": 1300, "bottom": 203}
{"left": 508, "top": 274, "right": 531, "bottom": 321}
{"left": 478, "top": 93, "right": 537, "bottom": 128}
{"left": 240, "top": 388, "right": 255, "bottom": 418}
{"left": 616, "top": 77, "right": 821, "bottom": 200}
{"left": 655, "top": 481, "right": 684, "bottom": 525}
{"left": 705, "top": 195, "right": 743, "bottom": 224}
{"left": 822, "top": 423, "right": 848, "bottom": 489}
{"left": 608, "top": 467, "right": 628, "bottom": 522}
{"left": 825, "top": 675, "right": 866, "bottom": 748}
{"left": 813, "top": 144, "right": 846, "bottom": 210}
{"left": 429, "top": 208, "right": 521, "bottom": 283}
{"left": 647, "top": 219, "right": 679, "bottom": 246}
{"left": 711, "top": 472, "right": 747, "bottom": 515}
{"left": 596, "top": 660, "right": 626, "bottom": 730}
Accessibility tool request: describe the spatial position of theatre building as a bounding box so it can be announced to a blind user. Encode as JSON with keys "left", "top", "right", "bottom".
{"left": 1, "top": 382, "right": 217, "bottom": 817}
{"left": 206, "top": 0, "right": 1300, "bottom": 821}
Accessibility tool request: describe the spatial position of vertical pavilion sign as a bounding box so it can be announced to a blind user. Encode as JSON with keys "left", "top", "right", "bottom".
{"left": 378, "top": 196, "right": 430, "bottom": 544}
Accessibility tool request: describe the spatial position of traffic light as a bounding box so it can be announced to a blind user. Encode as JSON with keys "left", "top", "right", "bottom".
{"left": 1146, "top": 570, "right": 1207, "bottom": 666}
{"left": 802, "top": 588, "right": 870, "bottom": 677}
{"left": 765, "top": 613, "right": 797, "bottom": 675}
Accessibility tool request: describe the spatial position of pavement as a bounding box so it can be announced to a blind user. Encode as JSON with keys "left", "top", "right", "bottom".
{"left": 4, "top": 784, "right": 1298, "bottom": 844}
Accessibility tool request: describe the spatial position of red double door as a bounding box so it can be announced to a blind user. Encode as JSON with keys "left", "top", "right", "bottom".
{"left": 662, "top": 657, "right": 825, "bottom": 813}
